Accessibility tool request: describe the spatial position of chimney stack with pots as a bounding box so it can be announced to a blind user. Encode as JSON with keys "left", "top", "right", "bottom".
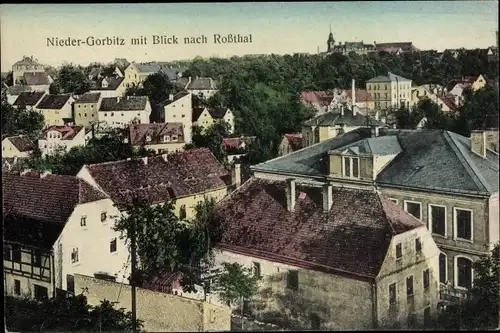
{"left": 322, "top": 183, "right": 333, "bottom": 212}
{"left": 232, "top": 163, "right": 241, "bottom": 188}
{"left": 471, "top": 130, "right": 487, "bottom": 158}
{"left": 340, "top": 105, "right": 344, "bottom": 116}
{"left": 169, "top": 94, "right": 174, "bottom": 101}
{"left": 286, "top": 178, "right": 296, "bottom": 212}
{"left": 371, "top": 126, "right": 380, "bottom": 138}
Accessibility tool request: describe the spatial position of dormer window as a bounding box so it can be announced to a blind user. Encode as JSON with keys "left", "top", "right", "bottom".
{"left": 171, "top": 135, "right": 177, "bottom": 141}
{"left": 163, "top": 135, "right": 170, "bottom": 142}
{"left": 102, "top": 79, "right": 109, "bottom": 88}
{"left": 343, "top": 156, "right": 359, "bottom": 178}
{"left": 146, "top": 135, "right": 152, "bottom": 142}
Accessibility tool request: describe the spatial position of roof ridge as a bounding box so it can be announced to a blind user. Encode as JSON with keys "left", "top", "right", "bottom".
{"left": 377, "top": 193, "right": 396, "bottom": 236}
{"left": 443, "top": 131, "right": 488, "bottom": 193}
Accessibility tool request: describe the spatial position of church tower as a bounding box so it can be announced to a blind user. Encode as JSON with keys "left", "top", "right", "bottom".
{"left": 327, "top": 25, "right": 335, "bottom": 52}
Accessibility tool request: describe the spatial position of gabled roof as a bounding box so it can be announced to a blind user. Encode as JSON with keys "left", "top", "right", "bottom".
{"left": 13, "top": 56, "right": 41, "bottom": 67}
{"left": 192, "top": 107, "right": 207, "bottom": 122}
{"left": 7, "top": 85, "right": 32, "bottom": 95}
{"left": 222, "top": 136, "right": 256, "bottom": 150}
{"left": 375, "top": 42, "right": 418, "bottom": 53}
{"left": 90, "top": 77, "right": 124, "bottom": 91}
{"left": 344, "top": 89, "right": 373, "bottom": 102}
{"left": 4, "top": 135, "right": 36, "bottom": 152}
{"left": 41, "top": 125, "right": 84, "bottom": 140}
{"left": 3, "top": 172, "right": 108, "bottom": 248}
{"left": 164, "top": 91, "right": 190, "bottom": 106}
{"left": 75, "top": 92, "right": 101, "bottom": 104}
{"left": 208, "top": 107, "right": 229, "bottom": 119}
{"left": 99, "top": 96, "right": 148, "bottom": 111}
{"left": 215, "top": 178, "right": 424, "bottom": 281}
{"left": 82, "top": 148, "right": 230, "bottom": 209}
{"left": 36, "top": 94, "right": 72, "bottom": 110}
{"left": 186, "top": 77, "right": 218, "bottom": 90}
{"left": 437, "top": 95, "right": 459, "bottom": 112}
{"left": 254, "top": 128, "right": 499, "bottom": 196}
{"left": 330, "top": 136, "right": 401, "bottom": 156}
{"left": 13, "top": 91, "right": 45, "bottom": 106}
{"left": 127, "top": 123, "right": 184, "bottom": 146}
{"left": 303, "top": 107, "right": 385, "bottom": 127}
{"left": 299, "top": 91, "right": 334, "bottom": 107}
{"left": 23, "top": 72, "right": 50, "bottom": 86}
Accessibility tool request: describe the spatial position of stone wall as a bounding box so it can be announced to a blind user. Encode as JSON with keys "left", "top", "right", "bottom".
{"left": 74, "top": 273, "right": 231, "bottom": 332}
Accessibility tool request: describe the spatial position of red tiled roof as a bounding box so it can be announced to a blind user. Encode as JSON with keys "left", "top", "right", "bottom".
{"left": 127, "top": 123, "right": 184, "bottom": 146}
{"left": 344, "top": 89, "right": 373, "bottom": 102}
{"left": 284, "top": 133, "right": 303, "bottom": 151}
{"left": 215, "top": 178, "right": 424, "bottom": 281}
{"left": 84, "top": 148, "right": 230, "bottom": 209}
{"left": 438, "top": 96, "right": 459, "bottom": 113}
{"left": 299, "top": 91, "right": 334, "bottom": 107}
{"left": 3, "top": 172, "right": 108, "bottom": 226}
{"left": 222, "top": 136, "right": 256, "bottom": 149}
{"left": 42, "top": 125, "right": 84, "bottom": 140}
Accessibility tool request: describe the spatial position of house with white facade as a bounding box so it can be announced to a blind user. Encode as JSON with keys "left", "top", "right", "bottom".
{"left": 3, "top": 171, "right": 127, "bottom": 299}
{"left": 192, "top": 107, "right": 235, "bottom": 134}
{"left": 2, "top": 135, "right": 36, "bottom": 158}
{"left": 98, "top": 96, "right": 151, "bottom": 129}
{"left": 38, "top": 125, "right": 86, "bottom": 157}
{"left": 12, "top": 91, "right": 46, "bottom": 110}
{"left": 185, "top": 77, "right": 218, "bottom": 99}
{"left": 164, "top": 91, "right": 193, "bottom": 143}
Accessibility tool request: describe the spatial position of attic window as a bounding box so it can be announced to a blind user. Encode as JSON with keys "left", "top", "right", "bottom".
{"left": 163, "top": 135, "right": 170, "bottom": 142}
{"left": 146, "top": 135, "right": 152, "bottom": 142}
{"left": 172, "top": 135, "right": 177, "bottom": 141}
{"left": 395, "top": 243, "right": 402, "bottom": 260}
{"left": 343, "top": 156, "right": 359, "bottom": 178}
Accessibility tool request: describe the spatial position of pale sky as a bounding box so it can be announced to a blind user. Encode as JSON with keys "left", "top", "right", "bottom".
{"left": 1, "top": 2, "right": 498, "bottom": 71}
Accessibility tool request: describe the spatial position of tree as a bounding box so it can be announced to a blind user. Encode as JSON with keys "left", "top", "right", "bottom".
{"left": 142, "top": 72, "right": 174, "bottom": 104}
{"left": 460, "top": 86, "right": 499, "bottom": 132}
{"left": 213, "top": 262, "right": 258, "bottom": 329}
{"left": 4, "top": 294, "right": 143, "bottom": 332}
{"left": 437, "top": 243, "right": 499, "bottom": 329}
{"left": 1, "top": 100, "right": 45, "bottom": 138}
{"left": 190, "top": 122, "right": 232, "bottom": 167}
{"left": 50, "top": 65, "right": 91, "bottom": 95}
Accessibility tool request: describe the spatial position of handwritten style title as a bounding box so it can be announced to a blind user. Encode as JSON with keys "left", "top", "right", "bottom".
{"left": 46, "top": 34, "right": 253, "bottom": 47}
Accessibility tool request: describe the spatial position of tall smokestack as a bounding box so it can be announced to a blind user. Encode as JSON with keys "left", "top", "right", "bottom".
{"left": 286, "top": 178, "right": 296, "bottom": 212}
{"left": 352, "top": 79, "right": 357, "bottom": 116}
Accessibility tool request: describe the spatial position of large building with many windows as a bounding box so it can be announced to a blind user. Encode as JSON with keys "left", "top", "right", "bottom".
{"left": 366, "top": 72, "right": 412, "bottom": 110}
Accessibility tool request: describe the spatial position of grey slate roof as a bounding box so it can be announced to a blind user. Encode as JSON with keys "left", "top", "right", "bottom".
{"left": 331, "top": 136, "right": 402, "bottom": 156}
{"left": 164, "top": 91, "right": 190, "bottom": 106}
{"left": 23, "top": 72, "right": 50, "bottom": 85}
{"left": 75, "top": 92, "right": 101, "bottom": 104}
{"left": 36, "top": 94, "right": 71, "bottom": 109}
{"left": 366, "top": 72, "right": 411, "bottom": 83}
{"left": 91, "top": 77, "right": 124, "bottom": 91}
{"left": 7, "top": 85, "right": 31, "bottom": 95}
{"left": 13, "top": 91, "right": 45, "bottom": 106}
{"left": 186, "top": 77, "right": 218, "bottom": 90}
{"left": 99, "top": 96, "right": 148, "bottom": 112}
{"left": 253, "top": 128, "right": 499, "bottom": 196}
{"left": 303, "top": 108, "right": 386, "bottom": 127}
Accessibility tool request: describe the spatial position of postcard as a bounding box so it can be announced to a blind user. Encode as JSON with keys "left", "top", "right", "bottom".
{"left": 1, "top": 2, "right": 499, "bottom": 332}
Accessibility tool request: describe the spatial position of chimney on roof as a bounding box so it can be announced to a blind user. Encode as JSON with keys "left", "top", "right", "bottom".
{"left": 162, "top": 153, "right": 168, "bottom": 162}
{"left": 142, "top": 156, "right": 148, "bottom": 165}
{"left": 340, "top": 105, "right": 344, "bottom": 116}
{"left": 169, "top": 93, "right": 174, "bottom": 101}
{"left": 471, "top": 130, "right": 487, "bottom": 158}
{"left": 286, "top": 178, "right": 296, "bottom": 212}
{"left": 322, "top": 183, "right": 333, "bottom": 212}
{"left": 371, "top": 126, "right": 380, "bottom": 138}
{"left": 117, "top": 97, "right": 121, "bottom": 103}
{"left": 375, "top": 111, "right": 380, "bottom": 121}
{"left": 232, "top": 163, "right": 241, "bottom": 188}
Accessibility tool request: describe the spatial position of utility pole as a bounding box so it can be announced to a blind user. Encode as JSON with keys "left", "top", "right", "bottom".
{"left": 130, "top": 215, "right": 138, "bottom": 333}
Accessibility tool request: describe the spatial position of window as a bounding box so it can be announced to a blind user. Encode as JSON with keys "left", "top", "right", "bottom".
{"left": 179, "top": 205, "right": 187, "bottom": 219}
{"left": 101, "top": 212, "right": 107, "bottom": 222}
{"left": 389, "top": 198, "right": 398, "bottom": 204}
{"left": 395, "top": 243, "right": 402, "bottom": 260}
{"left": 287, "top": 270, "right": 299, "bottom": 290}
{"left": 454, "top": 208, "right": 473, "bottom": 241}
{"left": 67, "top": 274, "right": 75, "bottom": 293}
{"left": 34, "top": 285, "right": 48, "bottom": 301}
{"left": 415, "top": 237, "right": 422, "bottom": 252}
{"left": 456, "top": 257, "right": 473, "bottom": 290}
{"left": 404, "top": 201, "right": 421, "bottom": 220}
{"left": 104, "top": 113, "right": 107, "bottom": 117}
{"left": 71, "top": 248, "right": 79, "bottom": 263}
{"left": 406, "top": 276, "right": 414, "bottom": 296}
{"left": 14, "top": 280, "right": 21, "bottom": 295}
{"left": 423, "top": 268, "right": 430, "bottom": 290}
{"left": 310, "top": 314, "right": 321, "bottom": 330}
{"left": 78, "top": 113, "right": 81, "bottom": 117}
{"left": 439, "top": 253, "right": 447, "bottom": 284}
{"left": 84, "top": 113, "right": 87, "bottom": 117}
{"left": 407, "top": 313, "right": 417, "bottom": 328}
{"left": 32, "top": 250, "right": 42, "bottom": 266}
{"left": 389, "top": 283, "right": 397, "bottom": 305}
{"left": 253, "top": 262, "right": 261, "bottom": 279}
{"left": 429, "top": 205, "right": 446, "bottom": 236}
{"left": 110, "top": 238, "right": 117, "bottom": 253}
{"left": 12, "top": 245, "right": 21, "bottom": 262}
{"left": 343, "top": 156, "right": 359, "bottom": 178}
{"left": 80, "top": 216, "right": 87, "bottom": 227}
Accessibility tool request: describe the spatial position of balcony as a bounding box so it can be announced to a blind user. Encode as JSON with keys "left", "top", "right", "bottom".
{"left": 439, "top": 284, "right": 469, "bottom": 304}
